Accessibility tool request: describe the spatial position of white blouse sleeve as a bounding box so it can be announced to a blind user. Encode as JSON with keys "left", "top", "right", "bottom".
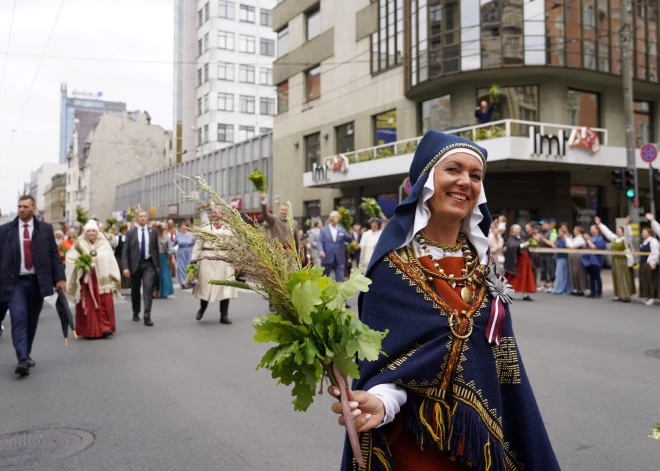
{"left": 651, "top": 220, "right": 660, "bottom": 238}
{"left": 648, "top": 238, "right": 660, "bottom": 266}
{"left": 598, "top": 223, "right": 616, "bottom": 243}
{"left": 367, "top": 383, "right": 407, "bottom": 427}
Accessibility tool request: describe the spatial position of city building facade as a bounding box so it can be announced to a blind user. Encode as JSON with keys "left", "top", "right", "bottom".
{"left": 174, "top": 0, "right": 198, "bottom": 163}
{"left": 191, "top": 0, "right": 278, "bottom": 159}
{"left": 59, "top": 82, "right": 127, "bottom": 164}
{"left": 115, "top": 132, "right": 273, "bottom": 221}
{"left": 29, "top": 163, "right": 66, "bottom": 216}
{"left": 273, "top": 0, "right": 660, "bottom": 228}
{"left": 66, "top": 111, "right": 173, "bottom": 224}
{"left": 43, "top": 173, "right": 67, "bottom": 231}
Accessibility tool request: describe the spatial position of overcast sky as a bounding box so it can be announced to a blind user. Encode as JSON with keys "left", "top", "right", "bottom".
{"left": 0, "top": 0, "right": 173, "bottom": 215}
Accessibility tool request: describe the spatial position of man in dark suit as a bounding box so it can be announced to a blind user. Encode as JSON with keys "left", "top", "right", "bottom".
{"left": 0, "top": 195, "right": 66, "bottom": 377}
{"left": 318, "top": 211, "right": 353, "bottom": 282}
{"left": 121, "top": 210, "right": 159, "bottom": 327}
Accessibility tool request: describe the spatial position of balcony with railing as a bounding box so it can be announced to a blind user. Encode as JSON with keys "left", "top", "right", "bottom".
{"left": 303, "top": 119, "right": 624, "bottom": 188}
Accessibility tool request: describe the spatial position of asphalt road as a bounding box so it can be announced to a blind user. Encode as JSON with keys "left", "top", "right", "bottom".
{"left": 0, "top": 286, "right": 659, "bottom": 471}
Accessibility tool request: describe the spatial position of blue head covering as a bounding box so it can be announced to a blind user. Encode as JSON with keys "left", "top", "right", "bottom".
{"left": 367, "top": 131, "right": 492, "bottom": 273}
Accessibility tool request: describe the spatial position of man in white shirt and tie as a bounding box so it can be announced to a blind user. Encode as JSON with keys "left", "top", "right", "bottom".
{"left": 0, "top": 195, "right": 66, "bottom": 376}
{"left": 121, "top": 210, "right": 160, "bottom": 326}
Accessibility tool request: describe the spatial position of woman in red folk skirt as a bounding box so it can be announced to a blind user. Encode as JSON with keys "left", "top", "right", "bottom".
{"left": 65, "top": 220, "right": 121, "bottom": 339}
{"left": 504, "top": 224, "right": 537, "bottom": 301}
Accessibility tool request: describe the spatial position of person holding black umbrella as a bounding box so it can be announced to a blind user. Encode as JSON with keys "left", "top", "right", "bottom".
{"left": 0, "top": 195, "right": 66, "bottom": 377}
{"left": 66, "top": 220, "right": 121, "bottom": 339}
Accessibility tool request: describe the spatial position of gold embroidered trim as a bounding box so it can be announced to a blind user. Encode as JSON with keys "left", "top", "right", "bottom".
{"left": 418, "top": 143, "right": 487, "bottom": 180}
{"left": 384, "top": 343, "right": 422, "bottom": 372}
{"left": 492, "top": 337, "right": 522, "bottom": 385}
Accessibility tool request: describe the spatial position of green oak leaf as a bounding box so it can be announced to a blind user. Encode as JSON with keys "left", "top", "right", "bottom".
{"left": 346, "top": 328, "right": 389, "bottom": 361}
{"left": 292, "top": 280, "right": 322, "bottom": 324}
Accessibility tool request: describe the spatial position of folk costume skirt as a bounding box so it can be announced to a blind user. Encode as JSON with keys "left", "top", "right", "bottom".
{"left": 506, "top": 251, "right": 536, "bottom": 294}
{"left": 76, "top": 271, "right": 116, "bottom": 339}
{"left": 553, "top": 257, "right": 572, "bottom": 294}
{"left": 568, "top": 254, "right": 588, "bottom": 292}
{"left": 611, "top": 255, "right": 634, "bottom": 299}
{"left": 639, "top": 262, "right": 658, "bottom": 299}
{"left": 158, "top": 252, "right": 175, "bottom": 298}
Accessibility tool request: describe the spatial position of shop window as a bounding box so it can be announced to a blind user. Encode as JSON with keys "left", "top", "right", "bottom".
{"left": 277, "top": 82, "right": 289, "bottom": 113}
{"left": 306, "top": 65, "right": 321, "bottom": 101}
{"left": 634, "top": 100, "right": 654, "bottom": 147}
{"left": 304, "top": 200, "right": 321, "bottom": 219}
{"left": 336, "top": 122, "right": 355, "bottom": 153}
{"left": 566, "top": 89, "right": 600, "bottom": 128}
{"left": 373, "top": 110, "right": 397, "bottom": 145}
{"left": 305, "top": 133, "right": 321, "bottom": 171}
{"left": 421, "top": 95, "right": 451, "bottom": 134}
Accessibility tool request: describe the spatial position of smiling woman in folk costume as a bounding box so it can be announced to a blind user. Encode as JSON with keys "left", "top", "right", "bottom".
{"left": 329, "top": 131, "right": 559, "bottom": 471}
{"left": 191, "top": 209, "right": 237, "bottom": 324}
{"left": 594, "top": 216, "right": 634, "bottom": 302}
{"left": 65, "top": 220, "right": 121, "bottom": 339}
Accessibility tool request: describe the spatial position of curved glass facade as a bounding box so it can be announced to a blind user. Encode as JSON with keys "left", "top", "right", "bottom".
{"left": 408, "top": 0, "right": 660, "bottom": 86}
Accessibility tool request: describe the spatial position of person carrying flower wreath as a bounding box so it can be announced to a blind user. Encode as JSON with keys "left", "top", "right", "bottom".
{"left": 65, "top": 220, "right": 121, "bottom": 339}
{"left": 328, "top": 131, "right": 560, "bottom": 470}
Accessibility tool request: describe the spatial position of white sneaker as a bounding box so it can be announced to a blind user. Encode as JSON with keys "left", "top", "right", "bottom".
{"left": 645, "top": 298, "right": 655, "bottom": 306}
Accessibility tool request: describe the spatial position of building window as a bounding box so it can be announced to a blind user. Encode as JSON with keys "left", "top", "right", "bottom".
{"left": 239, "top": 64, "right": 255, "bottom": 83}
{"left": 277, "top": 82, "right": 289, "bottom": 113}
{"left": 197, "top": 68, "right": 202, "bottom": 87}
{"left": 277, "top": 27, "right": 289, "bottom": 57}
{"left": 260, "top": 97, "right": 275, "bottom": 115}
{"left": 476, "top": 86, "right": 538, "bottom": 124}
{"left": 198, "top": 39, "right": 203, "bottom": 57}
{"left": 238, "top": 125, "right": 256, "bottom": 141}
{"left": 218, "top": 62, "right": 234, "bottom": 80}
{"left": 421, "top": 95, "right": 452, "bottom": 134}
{"left": 336, "top": 122, "right": 355, "bottom": 153}
{"left": 203, "top": 63, "right": 209, "bottom": 82}
{"left": 204, "top": 33, "right": 209, "bottom": 51}
{"left": 218, "top": 31, "right": 234, "bottom": 50}
{"left": 305, "top": 133, "right": 321, "bottom": 171}
{"left": 239, "top": 34, "right": 255, "bottom": 53}
{"left": 634, "top": 100, "right": 654, "bottom": 147}
{"left": 306, "top": 65, "right": 321, "bottom": 101}
{"left": 219, "top": 0, "right": 234, "bottom": 19}
{"left": 306, "top": 8, "right": 321, "bottom": 41}
{"left": 203, "top": 93, "right": 209, "bottom": 112}
{"left": 260, "top": 68, "right": 273, "bottom": 85}
{"left": 239, "top": 95, "right": 255, "bottom": 114}
{"left": 566, "top": 89, "right": 600, "bottom": 128}
{"left": 260, "top": 8, "right": 272, "bottom": 26}
{"left": 204, "top": 2, "right": 210, "bottom": 21}
{"left": 371, "top": 0, "right": 403, "bottom": 74}
{"left": 197, "top": 97, "right": 202, "bottom": 116}
{"left": 260, "top": 127, "right": 272, "bottom": 134}
{"left": 218, "top": 93, "right": 234, "bottom": 111}
{"left": 203, "top": 124, "right": 209, "bottom": 143}
{"left": 218, "top": 124, "right": 234, "bottom": 142}
{"left": 260, "top": 38, "right": 275, "bottom": 56}
{"left": 198, "top": 9, "right": 203, "bottom": 27}
{"left": 239, "top": 4, "right": 255, "bottom": 23}
{"left": 373, "top": 110, "right": 397, "bottom": 145}
{"left": 198, "top": 127, "right": 203, "bottom": 145}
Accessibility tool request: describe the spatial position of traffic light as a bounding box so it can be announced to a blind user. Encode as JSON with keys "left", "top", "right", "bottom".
{"left": 611, "top": 168, "right": 623, "bottom": 189}
{"left": 624, "top": 169, "right": 635, "bottom": 199}
{"left": 653, "top": 168, "right": 660, "bottom": 193}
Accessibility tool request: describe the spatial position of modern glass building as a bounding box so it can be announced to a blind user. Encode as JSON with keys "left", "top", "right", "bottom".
{"left": 59, "top": 82, "right": 126, "bottom": 164}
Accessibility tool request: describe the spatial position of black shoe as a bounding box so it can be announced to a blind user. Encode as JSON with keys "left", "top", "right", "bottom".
{"left": 622, "top": 298, "right": 631, "bottom": 303}
{"left": 15, "top": 363, "right": 29, "bottom": 377}
{"left": 102, "top": 331, "right": 112, "bottom": 339}
{"left": 345, "top": 303, "right": 351, "bottom": 309}
{"left": 586, "top": 294, "right": 596, "bottom": 298}
{"left": 26, "top": 357, "right": 35, "bottom": 368}
{"left": 196, "top": 310, "right": 205, "bottom": 321}
{"left": 144, "top": 319, "right": 154, "bottom": 327}
{"left": 522, "top": 295, "right": 533, "bottom": 301}
{"left": 133, "top": 314, "right": 140, "bottom": 322}
{"left": 220, "top": 313, "right": 232, "bottom": 325}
